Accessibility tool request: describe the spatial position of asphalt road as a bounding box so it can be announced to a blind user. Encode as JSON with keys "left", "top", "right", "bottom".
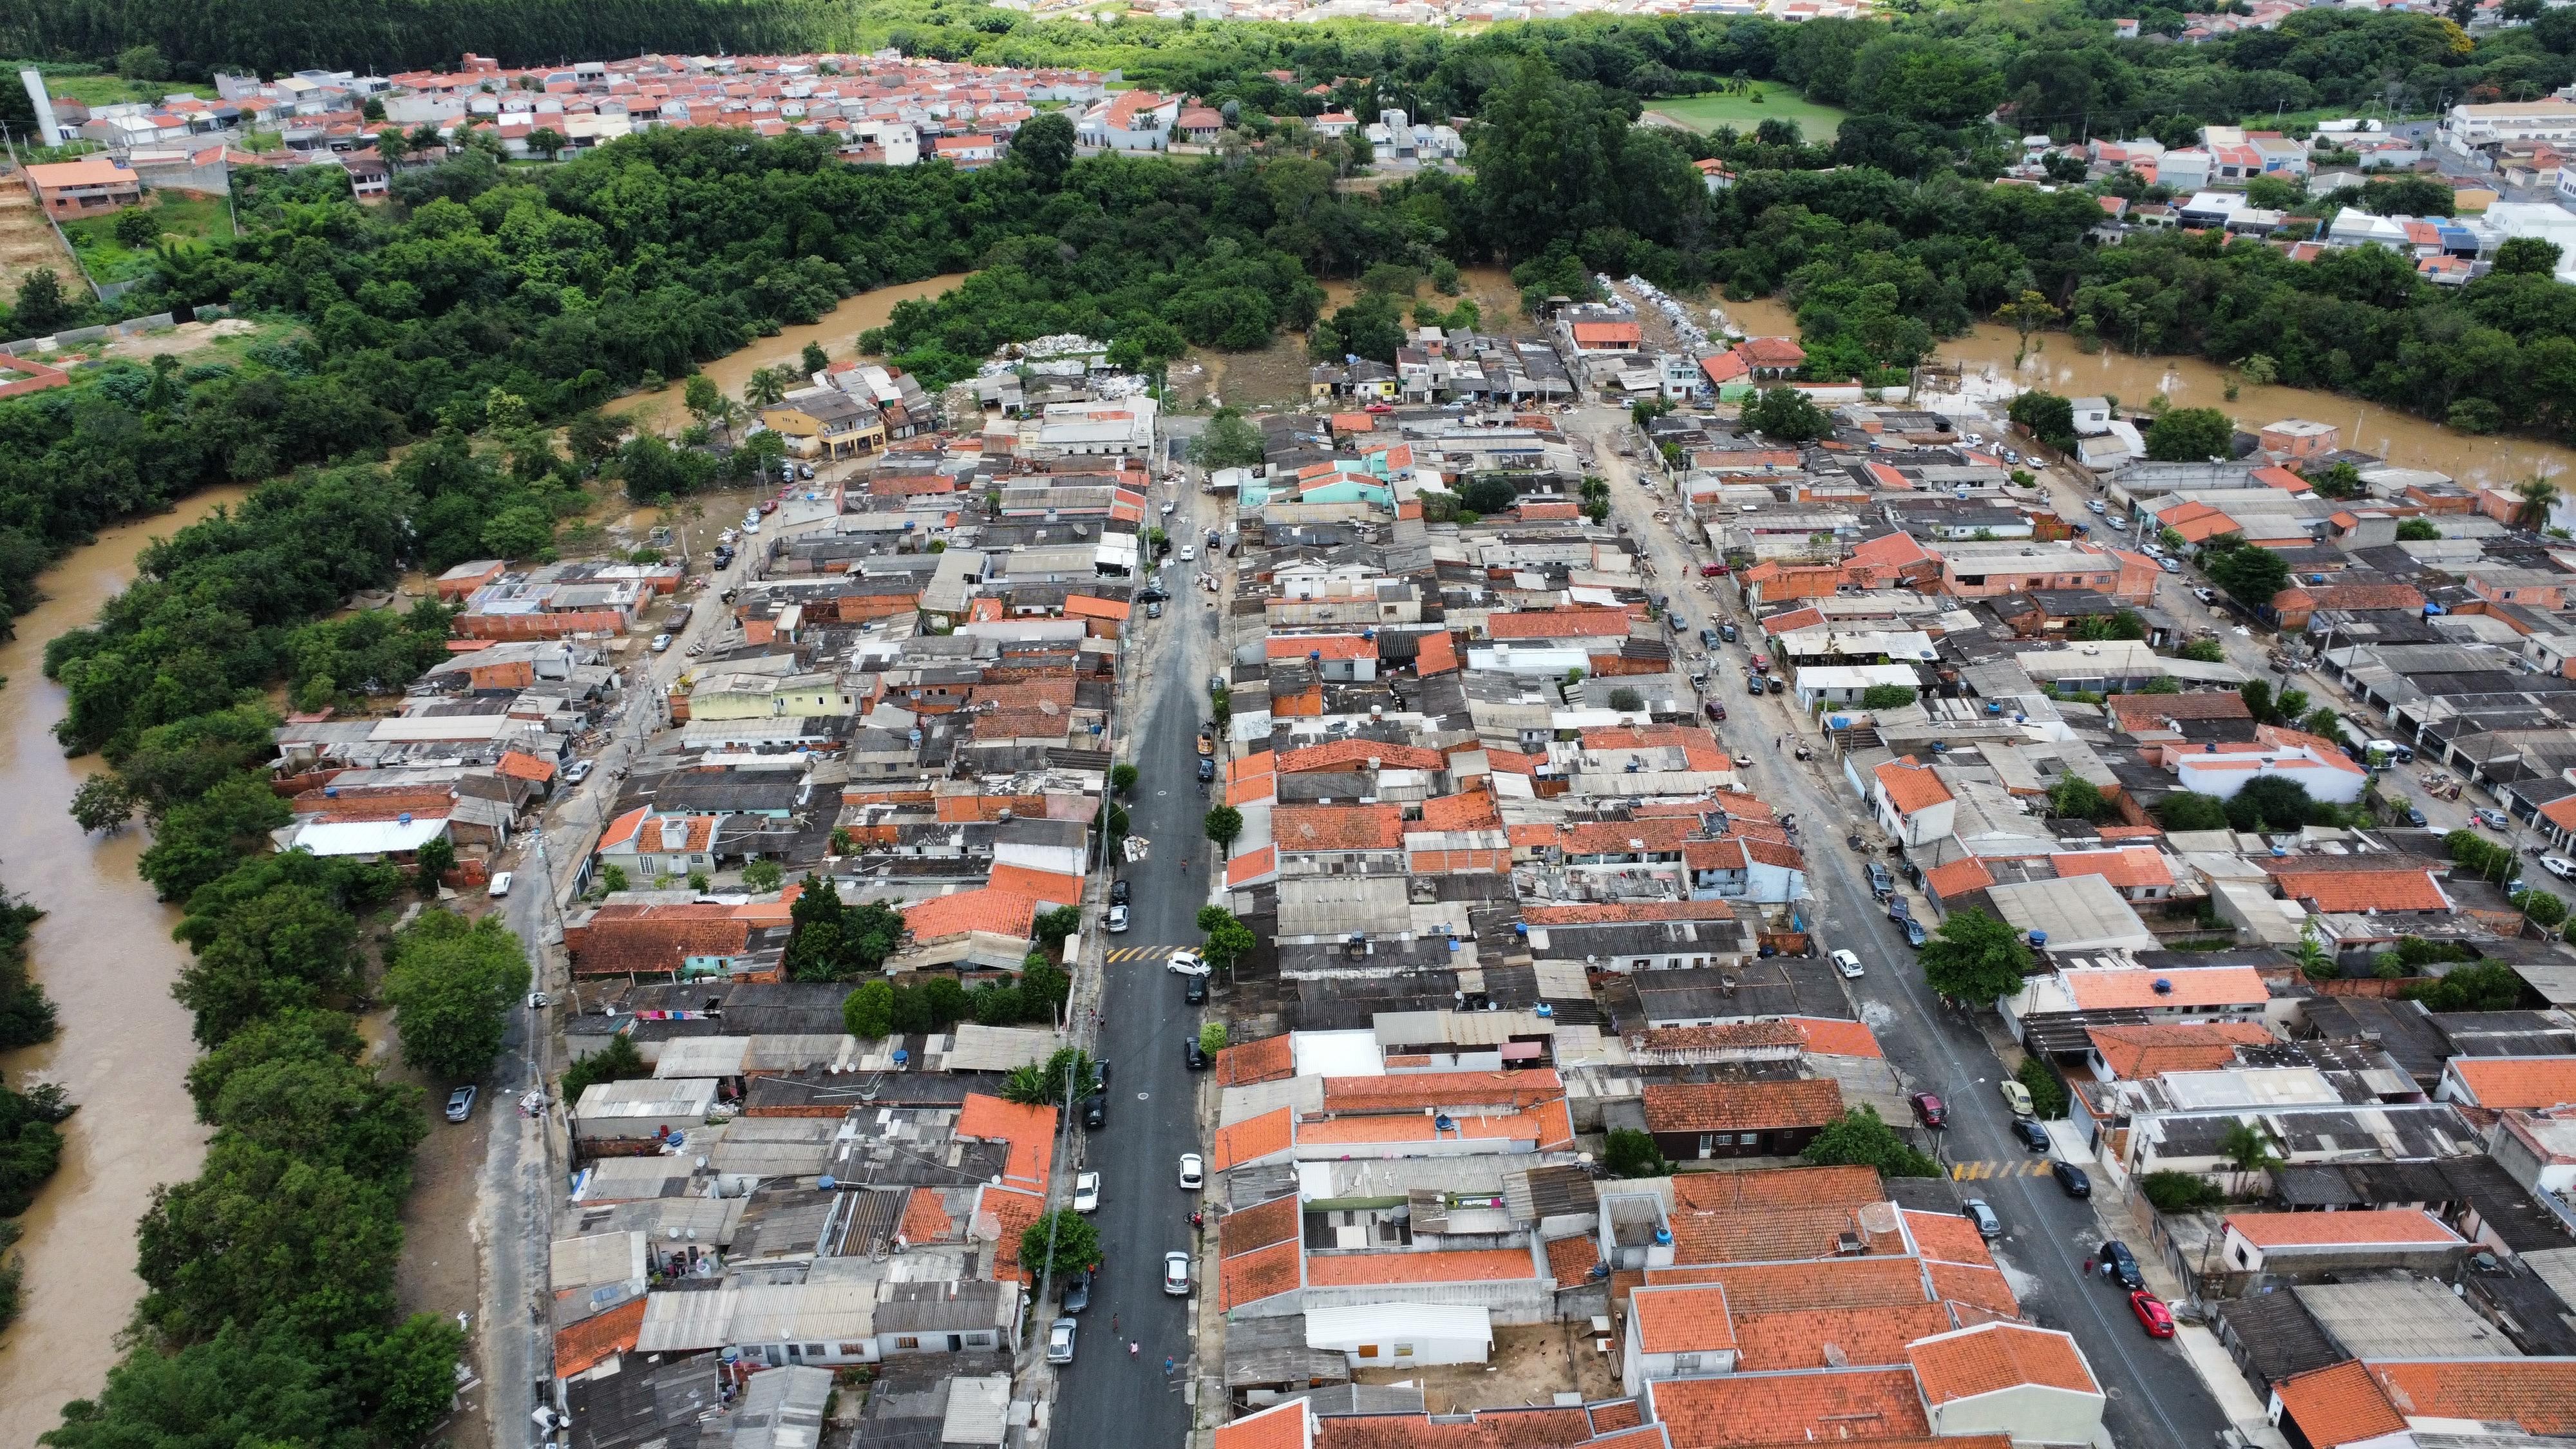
{"left": 1571, "top": 406, "right": 2237, "bottom": 1449}
{"left": 1050, "top": 479, "right": 1218, "bottom": 1445}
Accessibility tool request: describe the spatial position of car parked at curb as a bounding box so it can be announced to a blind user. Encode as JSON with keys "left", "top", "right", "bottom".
{"left": 1164, "top": 1251, "right": 1192, "bottom": 1296}
{"left": 1832, "top": 949, "right": 1864, "bottom": 979}
{"left": 488, "top": 871, "right": 513, "bottom": 898}
{"left": 444, "top": 1085, "right": 477, "bottom": 1122}
{"left": 2052, "top": 1160, "right": 2092, "bottom": 1198}
{"left": 2544, "top": 856, "right": 2576, "bottom": 880}
{"left": 1963, "top": 1198, "right": 2002, "bottom": 1240}
{"left": 1106, "top": 904, "right": 1130, "bottom": 933}
{"left": 1179, "top": 1153, "right": 1204, "bottom": 1190}
{"left": 1047, "top": 1316, "right": 1079, "bottom": 1363}
{"left": 1073, "top": 1171, "right": 1100, "bottom": 1213}
{"left": 1909, "top": 1092, "right": 1947, "bottom": 1128}
{"left": 2130, "top": 1290, "right": 2175, "bottom": 1339}
{"left": 2011, "top": 1117, "right": 2051, "bottom": 1153}
{"left": 1061, "top": 1269, "right": 1091, "bottom": 1314}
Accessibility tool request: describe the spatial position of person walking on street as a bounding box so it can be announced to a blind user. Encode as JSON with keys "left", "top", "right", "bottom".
{"left": 1129, "top": 1340, "right": 1140, "bottom": 1359}
{"left": 1164, "top": 1357, "right": 1177, "bottom": 1378}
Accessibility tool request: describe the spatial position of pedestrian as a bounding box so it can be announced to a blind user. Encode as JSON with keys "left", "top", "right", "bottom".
{"left": 2083, "top": 1255, "right": 2094, "bottom": 1276}
{"left": 1164, "top": 1357, "right": 1177, "bottom": 1378}
{"left": 1129, "top": 1340, "right": 1140, "bottom": 1359}
{"left": 1111, "top": 1314, "right": 1119, "bottom": 1336}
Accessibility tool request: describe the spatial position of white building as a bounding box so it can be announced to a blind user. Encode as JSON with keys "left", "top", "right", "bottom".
{"left": 2443, "top": 97, "right": 2576, "bottom": 151}
{"left": 1303, "top": 1303, "right": 1491, "bottom": 1368}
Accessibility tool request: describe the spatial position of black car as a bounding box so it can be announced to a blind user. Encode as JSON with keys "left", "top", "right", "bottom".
{"left": 1137, "top": 586, "right": 1170, "bottom": 604}
{"left": 2098, "top": 1240, "right": 2144, "bottom": 1289}
{"left": 1110, "top": 878, "right": 1131, "bottom": 907}
{"left": 1700, "top": 628, "right": 1720, "bottom": 649}
{"left": 1184, "top": 972, "right": 1208, "bottom": 1005}
{"left": 1746, "top": 676, "right": 1766, "bottom": 696}
{"left": 1061, "top": 1268, "right": 1092, "bottom": 1313}
{"left": 1184, "top": 1039, "right": 1209, "bottom": 1070}
{"left": 1082, "top": 1090, "right": 1106, "bottom": 1130}
{"left": 2011, "top": 1118, "right": 2050, "bottom": 1153}
{"left": 1198, "top": 756, "right": 1217, "bottom": 782}
{"left": 2051, "top": 1160, "right": 2092, "bottom": 1198}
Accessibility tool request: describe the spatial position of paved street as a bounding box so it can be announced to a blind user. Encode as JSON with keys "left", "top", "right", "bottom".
{"left": 1569, "top": 406, "right": 2239, "bottom": 1449}
{"left": 1050, "top": 471, "right": 1221, "bottom": 1446}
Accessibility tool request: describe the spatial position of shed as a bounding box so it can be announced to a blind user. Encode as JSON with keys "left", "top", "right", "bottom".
{"left": 1302, "top": 1302, "right": 1493, "bottom": 1368}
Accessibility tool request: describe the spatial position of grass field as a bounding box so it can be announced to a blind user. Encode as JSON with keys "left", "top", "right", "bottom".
{"left": 59, "top": 194, "right": 230, "bottom": 282}
{"left": 1649, "top": 87, "right": 1850, "bottom": 142}
{"left": 5, "top": 68, "right": 218, "bottom": 108}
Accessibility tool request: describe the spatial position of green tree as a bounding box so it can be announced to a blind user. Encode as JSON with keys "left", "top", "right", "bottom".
{"left": 560, "top": 1032, "right": 646, "bottom": 1104}
{"left": 2205, "top": 543, "right": 2290, "bottom": 612}
{"left": 2016, "top": 1057, "right": 2068, "bottom": 1119}
{"left": 2006, "top": 390, "right": 2076, "bottom": 453}
{"left": 1860, "top": 684, "right": 1917, "bottom": 710}
{"left": 1198, "top": 1022, "right": 1227, "bottom": 1054}
{"left": 1012, "top": 111, "right": 1077, "bottom": 190}
{"left": 1111, "top": 763, "right": 1139, "bottom": 795}
{"left": 1018, "top": 1208, "right": 1101, "bottom": 1283}
{"left": 112, "top": 205, "right": 162, "bottom": 249}
{"left": 2139, "top": 1170, "right": 2224, "bottom": 1213}
{"left": 1742, "top": 386, "right": 1830, "bottom": 442}
{"left": 2219, "top": 1120, "right": 2279, "bottom": 1171}
{"left": 1801, "top": 1106, "right": 1940, "bottom": 1177}
{"left": 526, "top": 127, "right": 566, "bottom": 161}
{"left": 2225, "top": 775, "right": 2320, "bottom": 832}
{"left": 1198, "top": 909, "right": 1257, "bottom": 974}
{"left": 2046, "top": 775, "right": 2112, "bottom": 822}
{"left": 1003, "top": 1046, "right": 1095, "bottom": 1106}
{"left": 116, "top": 43, "right": 169, "bottom": 80}
{"left": 381, "top": 911, "right": 530, "bottom": 1080}
{"left": 1034, "top": 905, "right": 1082, "bottom": 947}
{"left": 411, "top": 836, "right": 457, "bottom": 896}
{"left": 68, "top": 774, "right": 135, "bottom": 834}
{"left": 1191, "top": 407, "right": 1265, "bottom": 469}
{"left": 1607, "top": 686, "right": 1645, "bottom": 713}
{"left": 2394, "top": 518, "right": 2441, "bottom": 542}
{"left": 2144, "top": 407, "right": 2235, "bottom": 462}
{"left": 138, "top": 775, "right": 294, "bottom": 904}
{"left": 2514, "top": 477, "right": 2561, "bottom": 532}
{"left": 843, "top": 980, "right": 895, "bottom": 1038}
{"left": 800, "top": 342, "right": 829, "bottom": 376}
{"left": 2179, "top": 639, "right": 2226, "bottom": 663}
{"left": 1204, "top": 805, "right": 1244, "bottom": 851}
{"left": 2399, "top": 961, "right": 2525, "bottom": 1011}
{"left": 2495, "top": 236, "right": 2562, "bottom": 276}
{"left": 1918, "top": 907, "right": 2033, "bottom": 1007}
{"left": 743, "top": 366, "right": 790, "bottom": 409}
{"left": 1604, "top": 1127, "right": 1673, "bottom": 1178}
{"left": 12, "top": 269, "right": 77, "bottom": 335}
{"left": 598, "top": 864, "right": 629, "bottom": 895}
{"left": 742, "top": 859, "right": 784, "bottom": 892}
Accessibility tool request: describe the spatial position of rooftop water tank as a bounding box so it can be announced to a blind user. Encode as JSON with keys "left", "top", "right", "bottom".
{"left": 2028, "top": 930, "right": 2048, "bottom": 949}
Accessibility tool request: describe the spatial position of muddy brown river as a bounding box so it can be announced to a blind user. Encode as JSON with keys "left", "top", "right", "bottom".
{"left": 0, "top": 486, "right": 249, "bottom": 1440}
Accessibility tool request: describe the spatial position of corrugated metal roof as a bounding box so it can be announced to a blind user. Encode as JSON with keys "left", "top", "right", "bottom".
{"left": 940, "top": 1024, "right": 1062, "bottom": 1074}
{"left": 1304, "top": 1302, "right": 1492, "bottom": 1347}
{"left": 655, "top": 1037, "right": 751, "bottom": 1077}
{"left": 549, "top": 1229, "right": 647, "bottom": 1291}
{"left": 939, "top": 1376, "right": 1013, "bottom": 1446}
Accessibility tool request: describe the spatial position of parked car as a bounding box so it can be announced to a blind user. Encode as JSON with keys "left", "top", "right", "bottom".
{"left": 1184, "top": 972, "right": 1207, "bottom": 1005}
{"left": 1046, "top": 1317, "right": 1079, "bottom": 1363}
{"left": 1106, "top": 904, "right": 1130, "bottom": 934}
{"left": 1061, "top": 1270, "right": 1092, "bottom": 1314}
{"left": 1083, "top": 1090, "right": 1106, "bottom": 1130}
{"left": 2159, "top": 556, "right": 2182, "bottom": 574}
{"left": 1364, "top": 402, "right": 1394, "bottom": 414}
{"left": 1700, "top": 629, "right": 1720, "bottom": 649}
{"left": 488, "top": 871, "right": 513, "bottom": 898}
{"left": 1999, "top": 1080, "right": 2035, "bottom": 1117}
{"left": 1197, "top": 756, "right": 1216, "bottom": 782}
{"left": 1903, "top": 917, "right": 1927, "bottom": 947}
{"left": 1909, "top": 1092, "right": 1947, "bottom": 1128}
{"left": 2011, "top": 1118, "right": 2051, "bottom": 1153}
{"left": 1718, "top": 623, "right": 1738, "bottom": 643}
{"left": 2099, "top": 1240, "right": 2145, "bottom": 1289}
{"left": 1110, "top": 878, "right": 1132, "bottom": 907}
{"left": 1963, "top": 1198, "right": 2002, "bottom": 1240}
{"left": 1704, "top": 701, "right": 1727, "bottom": 723}
{"left": 444, "top": 1085, "right": 477, "bottom": 1122}
{"left": 2052, "top": 1160, "right": 2093, "bottom": 1198}
{"left": 2129, "top": 1290, "right": 2175, "bottom": 1339}
{"left": 1146, "top": 600, "right": 1163, "bottom": 619}
{"left": 1179, "top": 1153, "right": 1204, "bottom": 1190}
{"left": 2476, "top": 808, "right": 2512, "bottom": 830}
{"left": 2544, "top": 856, "right": 2576, "bottom": 880}
{"left": 1184, "top": 1038, "right": 1209, "bottom": 1070}
{"left": 650, "top": 633, "right": 674, "bottom": 652}
{"left": 1164, "top": 1251, "right": 1193, "bottom": 1296}
{"left": 2086, "top": 499, "right": 2107, "bottom": 515}
{"left": 2105, "top": 515, "right": 2130, "bottom": 531}
{"left": 1746, "top": 676, "right": 1766, "bottom": 696}
{"left": 2193, "top": 586, "right": 2219, "bottom": 604}
{"left": 1073, "top": 1172, "right": 1101, "bottom": 1213}
{"left": 1168, "top": 949, "right": 1209, "bottom": 976}
{"left": 1178, "top": 545, "right": 1195, "bottom": 562}
{"left": 563, "top": 760, "right": 594, "bottom": 785}
{"left": 1734, "top": 752, "right": 1755, "bottom": 768}
{"left": 1832, "top": 949, "right": 1864, "bottom": 980}
{"left": 2404, "top": 806, "right": 2428, "bottom": 827}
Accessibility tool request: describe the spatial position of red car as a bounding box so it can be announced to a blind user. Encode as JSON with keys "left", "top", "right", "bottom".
{"left": 759, "top": 499, "right": 779, "bottom": 515}
{"left": 1908, "top": 1092, "right": 1947, "bottom": 1128}
{"left": 2129, "top": 1290, "right": 2175, "bottom": 1338}
{"left": 1364, "top": 402, "right": 1394, "bottom": 414}
{"left": 1700, "top": 563, "right": 1727, "bottom": 577}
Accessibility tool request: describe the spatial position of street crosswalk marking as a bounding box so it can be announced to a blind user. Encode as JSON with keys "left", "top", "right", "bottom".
{"left": 1949, "top": 1160, "right": 2054, "bottom": 1180}
{"left": 1104, "top": 945, "right": 1189, "bottom": 962}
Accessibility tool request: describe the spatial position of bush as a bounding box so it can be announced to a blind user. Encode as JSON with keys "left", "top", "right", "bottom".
{"left": 2139, "top": 1170, "right": 2224, "bottom": 1213}
{"left": 1198, "top": 1022, "right": 1227, "bottom": 1054}
{"left": 1604, "top": 1128, "right": 1674, "bottom": 1178}
{"left": 741, "top": 859, "right": 783, "bottom": 892}
{"left": 1860, "top": 684, "right": 1917, "bottom": 710}
{"left": 1801, "top": 1106, "right": 1940, "bottom": 1177}
{"left": 2016, "top": 1057, "right": 2068, "bottom": 1119}
{"left": 2155, "top": 791, "right": 2231, "bottom": 831}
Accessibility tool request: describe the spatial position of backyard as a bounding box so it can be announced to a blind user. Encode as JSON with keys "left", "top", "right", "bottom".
{"left": 59, "top": 194, "right": 229, "bottom": 283}
{"left": 1646, "top": 87, "right": 1850, "bottom": 142}
{"left": 4, "top": 66, "right": 216, "bottom": 109}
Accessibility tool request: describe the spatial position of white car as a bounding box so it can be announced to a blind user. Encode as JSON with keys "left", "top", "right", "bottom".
{"left": 1831, "top": 948, "right": 1863, "bottom": 980}
{"left": 1167, "top": 949, "right": 1209, "bottom": 976}
{"left": 1046, "top": 1317, "right": 1077, "bottom": 1364}
{"left": 2544, "top": 857, "right": 2576, "bottom": 880}
{"left": 1178, "top": 545, "right": 1195, "bottom": 561}
{"left": 1073, "top": 1171, "right": 1101, "bottom": 1212}
{"left": 1106, "top": 904, "right": 1130, "bottom": 933}
{"left": 1179, "top": 1153, "right": 1204, "bottom": 1190}
{"left": 740, "top": 516, "right": 760, "bottom": 535}
{"left": 563, "top": 759, "right": 594, "bottom": 785}
{"left": 2159, "top": 556, "right": 2182, "bottom": 574}
{"left": 488, "top": 871, "right": 514, "bottom": 898}
{"left": 1160, "top": 501, "right": 1176, "bottom": 515}
{"left": 2086, "top": 499, "right": 2107, "bottom": 515}
{"left": 649, "top": 633, "right": 674, "bottom": 652}
{"left": 2104, "top": 515, "right": 2129, "bottom": 531}
{"left": 1163, "top": 1251, "right": 1192, "bottom": 1296}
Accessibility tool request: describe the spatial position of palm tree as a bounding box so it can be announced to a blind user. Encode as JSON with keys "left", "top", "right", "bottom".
{"left": 743, "top": 366, "right": 789, "bottom": 409}
{"left": 2514, "top": 476, "right": 2561, "bottom": 532}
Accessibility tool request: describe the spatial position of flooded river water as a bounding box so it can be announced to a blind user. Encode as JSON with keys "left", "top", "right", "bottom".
{"left": 620, "top": 274, "right": 968, "bottom": 433}
{"left": 0, "top": 486, "right": 249, "bottom": 1442}
{"left": 1716, "top": 296, "right": 2576, "bottom": 491}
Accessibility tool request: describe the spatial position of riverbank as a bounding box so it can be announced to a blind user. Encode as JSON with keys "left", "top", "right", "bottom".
{"left": 0, "top": 486, "right": 248, "bottom": 1443}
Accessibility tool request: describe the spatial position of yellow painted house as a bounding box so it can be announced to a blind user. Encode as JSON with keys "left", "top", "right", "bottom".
{"left": 685, "top": 670, "right": 857, "bottom": 721}
{"left": 759, "top": 388, "right": 886, "bottom": 460}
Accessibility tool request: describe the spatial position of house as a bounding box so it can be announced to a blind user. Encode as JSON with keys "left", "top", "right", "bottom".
{"left": 1621, "top": 1283, "right": 1737, "bottom": 1392}
{"left": 1872, "top": 757, "right": 1955, "bottom": 848}
{"left": 21, "top": 156, "right": 143, "bottom": 217}
{"left": 760, "top": 388, "right": 885, "bottom": 459}
{"left": 1908, "top": 1322, "right": 2107, "bottom": 1446}
{"left": 1640, "top": 1079, "right": 1844, "bottom": 1160}
{"left": 2217, "top": 1209, "right": 2470, "bottom": 1276}
{"left": 2438, "top": 1055, "right": 2576, "bottom": 1111}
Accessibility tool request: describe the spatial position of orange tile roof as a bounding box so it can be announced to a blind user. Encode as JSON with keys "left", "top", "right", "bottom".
{"left": 2365, "top": 1359, "right": 2576, "bottom": 1435}
{"left": 495, "top": 750, "right": 558, "bottom": 782}
{"left": 1266, "top": 634, "right": 1379, "bottom": 661}
{"left": 1274, "top": 739, "right": 1446, "bottom": 774}
{"left": 1922, "top": 857, "right": 1996, "bottom": 898}
{"left": 1065, "top": 593, "right": 1132, "bottom": 621}
{"left": 1646, "top": 1256, "right": 1930, "bottom": 1313}
{"left": 1642, "top": 1021, "right": 1803, "bottom": 1054}
{"left": 1790, "top": 1018, "right": 1884, "bottom": 1059}
{"left": 1734, "top": 1303, "right": 1956, "bottom": 1372}
{"left": 1632, "top": 1283, "right": 1738, "bottom": 1353}
{"left": 1223, "top": 1194, "right": 1302, "bottom": 1258}
{"left": 2107, "top": 692, "right": 2254, "bottom": 729}
{"left": 553, "top": 1294, "right": 648, "bottom": 1376}
{"left": 1226, "top": 846, "right": 1278, "bottom": 885}
{"left": 1213, "top": 1107, "right": 1294, "bottom": 1171}
{"left": 1417, "top": 629, "right": 1461, "bottom": 676}
{"left": 1588, "top": 1401, "right": 1645, "bottom": 1434}
{"left": 955, "top": 1093, "right": 1056, "bottom": 1193}
{"left": 1671, "top": 1166, "right": 1882, "bottom": 1213}
{"left": 2224, "top": 1208, "right": 2463, "bottom": 1248}
{"left": 1222, "top": 1238, "right": 1303, "bottom": 1309}
{"left": 902, "top": 886, "right": 1039, "bottom": 942}
{"left": 1486, "top": 607, "right": 1635, "bottom": 640}
{"left": 899, "top": 1186, "right": 955, "bottom": 1245}
{"left": 1546, "top": 1232, "right": 1603, "bottom": 1288}
{"left": 985, "top": 862, "right": 1083, "bottom": 905}
{"left": 1272, "top": 804, "right": 1406, "bottom": 852}
{"left": 1571, "top": 322, "right": 1642, "bottom": 344}
{"left": 1899, "top": 1209, "right": 1994, "bottom": 1267}
{"left": 1648, "top": 1368, "right": 1929, "bottom": 1449}
{"left": 1669, "top": 1204, "right": 1905, "bottom": 1267}
{"left": 2263, "top": 864, "right": 2450, "bottom": 913}
{"left": 2047, "top": 846, "right": 2174, "bottom": 890}
{"left": 1739, "top": 336, "right": 1805, "bottom": 367}
{"left": 1296, "top": 1100, "right": 1575, "bottom": 1153}
{"left": 1218, "top": 1034, "right": 1294, "bottom": 1088}
{"left": 1215, "top": 1400, "right": 1311, "bottom": 1449}
{"left": 1874, "top": 759, "right": 1952, "bottom": 815}
{"left": 1925, "top": 1261, "right": 2020, "bottom": 1319}
{"left": 2064, "top": 967, "right": 2267, "bottom": 1010}
{"left": 1909, "top": 1323, "right": 2099, "bottom": 1405}
{"left": 1313, "top": 1406, "right": 1597, "bottom": 1448}
{"left": 2448, "top": 1055, "right": 2576, "bottom": 1108}
{"left": 1322, "top": 1070, "right": 1564, "bottom": 1113}
{"left": 2085, "top": 1022, "right": 2277, "bottom": 1079}
{"left": 1302, "top": 1248, "right": 1538, "bottom": 1287}
{"left": 2275, "top": 1362, "right": 2406, "bottom": 1448}
{"left": 1417, "top": 787, "right": 1502, "bottom": 833}
{"left": 985, "top": 1187, "right": 1048, "bottom": 1283}
{"left": 1643, "top": 1079, "right": 1843, "bottom": 1133}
